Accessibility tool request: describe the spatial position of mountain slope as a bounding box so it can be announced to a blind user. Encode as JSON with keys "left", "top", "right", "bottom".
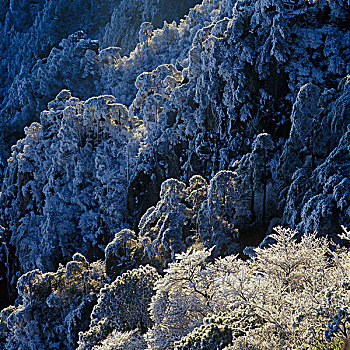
{"left": 0, "top": 0, "right": 349, "bottom": 348}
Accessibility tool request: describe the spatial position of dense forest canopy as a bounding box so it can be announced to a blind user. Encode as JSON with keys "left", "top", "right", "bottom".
{"left": 0, "top": 0, "right": 349, "bottom": 348}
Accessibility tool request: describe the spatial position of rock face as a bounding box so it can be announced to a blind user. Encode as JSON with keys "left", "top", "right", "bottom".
{"left": 0, "top": 0, "right": 349, "bottom": 345}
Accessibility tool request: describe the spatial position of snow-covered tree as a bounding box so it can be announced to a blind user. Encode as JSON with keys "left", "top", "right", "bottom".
{"left": 104, "top": 228, "right": 144, "bottom": 279}
{"left": 78, "top": 265, "right": 159, "bottom": 350}
{"left": 147, "top": 227, "right": 350, "bottom": 349}
{"left": 1, "top": 253, "right": 105, "bottom": 350}
{"left": 197, "top": 170, "right": 240, "bottom": 255}
{"left": 91, "top": 329, "right": 147, "bottom": 350}
{"left": 175, "top": 308, "right": 263, "bottom": 350}
{"left": 281, "top": 76, "right": 350, "bottom": 236}
{"left": 147, "top": 248, "right": 217, "bottom": 350}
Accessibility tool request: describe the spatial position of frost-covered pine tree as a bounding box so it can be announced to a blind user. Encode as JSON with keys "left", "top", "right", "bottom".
{"left": 77, "top": 265, "right": 159, "bottom": 350}
{"left": 0, "top": 253, "right": 105, "bottom": 350}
